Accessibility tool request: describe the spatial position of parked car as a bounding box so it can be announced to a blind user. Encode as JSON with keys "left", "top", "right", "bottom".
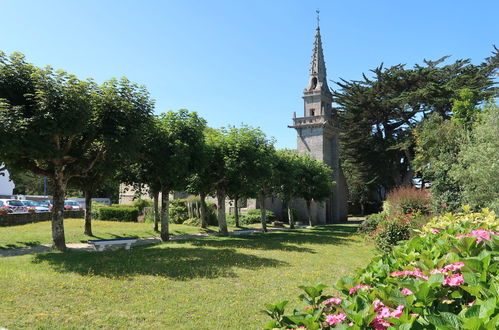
{"left": 39, "top": 200, "right": 53, "bottom": 210}
{"left": 0, "top": 199, "right": 27, "bottom": 213}
{"left": 0, "top": 200, "right": 13, "bottom": 213}
{"left": 64, "top": 200, "right": 81, "bottom": 211}
{"left": 22, "top": 200, "right": 50, "bottom": 213}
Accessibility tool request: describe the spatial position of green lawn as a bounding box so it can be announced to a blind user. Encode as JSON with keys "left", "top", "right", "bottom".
{"left": 0, "top": 224, "right": 374, "bottom": 329}
{"left": 0, "top": 218, "right": 236, "bottom": 249}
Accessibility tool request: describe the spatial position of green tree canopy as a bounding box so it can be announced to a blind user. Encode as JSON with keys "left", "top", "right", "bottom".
{"left": 0, "top": 51, "right": 154, "bottom": 250}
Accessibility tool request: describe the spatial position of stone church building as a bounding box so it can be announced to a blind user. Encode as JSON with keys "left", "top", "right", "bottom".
{"left": 288, "top": 24, "right": 348, "bottom": 223}
{"left": 120, "top": 23, "right": 348, "bottom": 223}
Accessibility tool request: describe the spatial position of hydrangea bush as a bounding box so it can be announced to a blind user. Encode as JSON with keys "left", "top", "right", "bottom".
{"left": 264, "top": 207, "right": 498, "bottom": 329}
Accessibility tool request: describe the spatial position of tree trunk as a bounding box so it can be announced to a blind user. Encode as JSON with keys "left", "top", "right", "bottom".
{"left": 153, "top": 190, "right": 159, "bottom": 232}
{"left": 259, "top": 193, "right": 267, "bottom": 232}
{"left": 234, "top": 197, "right": 240, "bottom": 227}
{"left": 200, "top": 193, "right": 207, "bottom": 229}
{"left": 287, "top": 199, "right": 295, "bottom": 229}
{"left": 360, "top": 202, "right": 365, "bottom": 217}
{"left": 51, "top": 175, "right": 67, "bottom": 251}
{"left": 84, "top": 188, "right": 93, "bottom": 236}
{"left": 160, "top": 185, "right": 170, "bottom": 241}
{"left": 306, "top": 199, "right": 312, "bottom": 227}
{"left": 216, "top": 190, "right": 228, "bottom": 234}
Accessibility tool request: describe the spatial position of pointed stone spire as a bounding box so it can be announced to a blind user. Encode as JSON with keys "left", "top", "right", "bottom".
{"left": 306, "top": 14, "right": 329, "bottom": 92}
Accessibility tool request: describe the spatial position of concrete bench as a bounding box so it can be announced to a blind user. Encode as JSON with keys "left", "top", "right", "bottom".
{"left": 88, "top": 238, "right": 138, "bottom": 251}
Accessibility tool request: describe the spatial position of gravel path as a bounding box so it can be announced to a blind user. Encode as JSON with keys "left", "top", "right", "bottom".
{"left": 0, "top": 227, "right": 296, "bottom": 258}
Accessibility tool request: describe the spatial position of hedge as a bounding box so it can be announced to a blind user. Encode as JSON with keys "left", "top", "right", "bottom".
{"left": 96, "top": 206, "right": 139, "bottom": 222}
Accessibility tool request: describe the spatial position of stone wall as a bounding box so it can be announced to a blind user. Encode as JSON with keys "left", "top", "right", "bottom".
{"left": 0, "top": 211, "right": 84, "bottom": 227}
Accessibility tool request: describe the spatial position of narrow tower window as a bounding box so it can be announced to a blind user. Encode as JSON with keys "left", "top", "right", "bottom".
{"left": 310, "top": 109, "right": 315, "bottom": 116}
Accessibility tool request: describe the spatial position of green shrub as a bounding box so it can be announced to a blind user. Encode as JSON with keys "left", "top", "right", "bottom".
{"left": 205, "top": 202, "right": 218, "bottom": 226}
{"left": 263, "top": 207, "right": 499, "bottom": 329}
{"left": 132, "top": 199, "right": 153, "bottom": 215}
{"left": 183, "top": 217, "right": 200, "bottom": 226}
{"left": 169, "top": 199, "right": 188, "bottom": 224}
{"left": 242, "top": 209, "right": 276, "bottom": 224}
{"left": 97, "top": 206, "right": 139, "bottom": 222}
{"left": 358, "top": 212, "right": 386, "bottom": 234}
{"left": 373, "top": 217, "right": 411, "bottom": 251}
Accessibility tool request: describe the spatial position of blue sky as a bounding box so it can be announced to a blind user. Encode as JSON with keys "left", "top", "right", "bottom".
{"left": 1, "top": 0, "right": 497, "bottom": 149}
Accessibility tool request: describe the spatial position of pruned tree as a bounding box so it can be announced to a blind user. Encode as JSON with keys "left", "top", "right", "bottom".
{"left": 273, "top": 149, "right": 303, "bottom": 229}
{"left": 151, "top": 110, "right": 205, "bottom": 241}
{"left": 296, "top": 154, "right": 334, "bottom": 227}
{"left": 0, "top": 52, "right": 153, "bottom": 250}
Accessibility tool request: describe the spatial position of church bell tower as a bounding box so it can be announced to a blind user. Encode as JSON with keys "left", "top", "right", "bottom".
{"left": 289, "top": 16, "right": 348, "bottom": 224}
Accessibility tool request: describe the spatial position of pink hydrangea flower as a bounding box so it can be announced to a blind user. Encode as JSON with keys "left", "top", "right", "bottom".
{"left": 430, "top": 267, "right": 445, "bottom": 274}
{"left": 389, "top": 268, "right": 429, "bottom": 280}
{"left": 348, "top": 322, "right": 354, "bottom": 326}
{"left": 349, "top": 284, "right": 372, "bottom": 295}
{"left": 401, "top": 288, "right": 414, "bottom": 296}
{"left": 370, "top": 301, "right": 404, "bottom": 329}
{"left": 324, "top": 297, "right": 342, "bottom": 305}
{"left": 326, "top": 313, "right": 347, "bottom": 325}
{"left": 391, "top": 305, "right": 404, "bottom": 318}
{"left": 456, "top": 230, "right": 498, "bottom": 243}
{"left": 443, "top": 273, "right": 464, "bottom": 286}
{"left": 373, "top": 299, "right": 384, "bottom": 311}
{"left": 443, "top": 262, "right": 465, "bottom": 272}
{"left": 431, "top": 229, "right": 440, "bottom": 234}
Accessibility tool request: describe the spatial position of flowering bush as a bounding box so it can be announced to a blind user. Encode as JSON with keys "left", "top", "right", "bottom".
{"left": 383, "top": 186, "right": 432, "bottom": 218}
{"left": 263, "top": 208, "right": 498, "bottom": 329}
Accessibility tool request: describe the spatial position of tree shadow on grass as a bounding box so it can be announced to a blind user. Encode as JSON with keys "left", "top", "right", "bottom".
{"left": 171, "top": 224, "right": 360, "bottom": 253}
{"left": 32, "top": 245, "right": 287, "bottom": 280}
{"left": 0, "top": 240, "right": 42, "bottom": 250}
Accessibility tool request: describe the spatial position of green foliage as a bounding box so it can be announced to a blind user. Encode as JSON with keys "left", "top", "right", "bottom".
{"left": 132, "top": 199, "right": 153, "bottom": 215}
{"left": 265, "top": 208, "right": 499, "bottom": 329}
{"left": 183, "top": 217, "right": 200, "bottom": 226}
{"left": 373, "top": 217, "right": 411, "bottom": 251}
{"left": 451, "top": 88, "right": 480, "bottom": 129}
{"left": 451, "top": 103, "right": 499, "bottom": 213}
{"left": 226, "top": 209, "right": 277, "bottom": 225}
{"left": 414, "top": 114, "right": 467, "bottom": 211}
{"left": 358, "top": 212, "right": 386, "bottom": 235}
{"left": 337, "top": 50, "right": 499, "bottom": 208}
{"left": 96, "top": 206, "right": 139, "bottom": 222}
{"left": 415, "top": 102, "right": 499, "bottom": 213}
{"left": 169, "top": 199, "right": 188, "bottom": 224}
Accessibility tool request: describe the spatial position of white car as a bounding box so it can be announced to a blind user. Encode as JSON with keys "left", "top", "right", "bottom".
{"left": 22, "top": 200, "right": 50, "bottom": 212}
{"left": 64, "top": 200, "right": 82, "bottom": 211}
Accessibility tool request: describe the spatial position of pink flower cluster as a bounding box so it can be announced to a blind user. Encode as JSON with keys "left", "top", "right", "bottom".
{"left": 456, "top": 230, "right": 499, "bottom": 243}
{"left": 401, "top": 288, "right": 413, "bottom": 296}
{"left": 389, "top": 268, "right": 429, "bottom": 280}
{"left": 431, "top": 229, "right": 440, "bottom": 234}
{"left": 371, "top": 300, "right": 404, "bottom": 330}
{"left": 324, "top": 297, "right": 342, "bottom": 306}
{"left": 349, "top": 284, "right": 372, "bottom": 295}
{"left": 431, "top": 262, "right": 465, "bottom": 274}
{"left": 442, "top": 273, "right": 464, "bottom": 287}
{"left": 325, "top": 313, "right": 347, "bottom": 325}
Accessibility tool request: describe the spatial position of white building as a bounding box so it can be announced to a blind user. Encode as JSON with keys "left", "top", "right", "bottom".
{"left": 0, "top": 166, "right": 15, "bottom": 196}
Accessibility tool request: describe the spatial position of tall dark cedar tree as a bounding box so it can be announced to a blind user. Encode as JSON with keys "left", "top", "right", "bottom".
{"left": 334, "top": 48, "right": 498, "bottom": 209}
{"left": 0, "top": 52, "right": 154, "bottom": 250}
